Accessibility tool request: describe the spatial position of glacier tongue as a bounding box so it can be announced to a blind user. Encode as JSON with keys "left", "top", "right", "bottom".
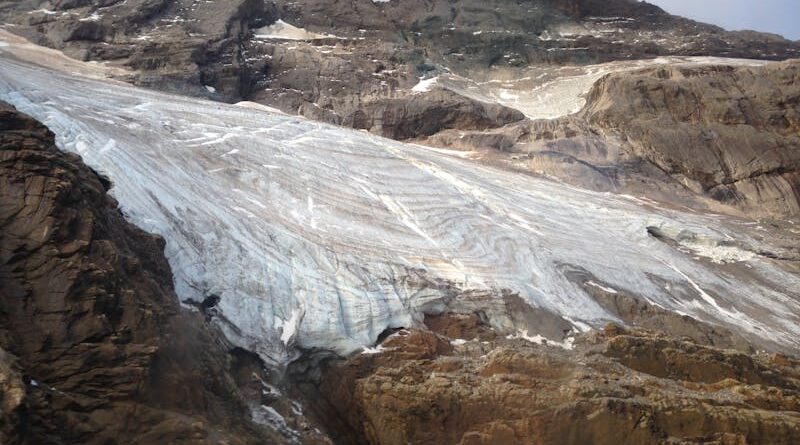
{"left": 1, "top": 58, "right": 799, "bottom": 363}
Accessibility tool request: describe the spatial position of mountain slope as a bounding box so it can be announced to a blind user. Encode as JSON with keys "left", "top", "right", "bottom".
{"left": 0, "top": 101, "right": 328, "bottom": 444}
{"left": 297, "top": 315, "right": 800, "bottom": 445}
{"left": 1, "top": 0, "right": 798, "bottom": 134}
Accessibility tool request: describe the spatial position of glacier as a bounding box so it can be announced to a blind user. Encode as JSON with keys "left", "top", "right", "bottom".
{"left": 1, "top": 54, "right": 799, "bottom": 364}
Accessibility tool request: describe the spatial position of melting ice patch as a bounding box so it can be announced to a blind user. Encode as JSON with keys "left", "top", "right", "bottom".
{"left": 647, "top": 225, "right": 759, "bottom": 264}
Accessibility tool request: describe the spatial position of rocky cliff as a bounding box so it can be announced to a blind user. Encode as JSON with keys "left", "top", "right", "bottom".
{"left": 295, "top": 314, "right": 800, "bottom": 445}
{"left": 581, "top": 61, "right": 800, "bottom": 216}
{"left": 0, "top": 102, "right": 329, "bottom": 444}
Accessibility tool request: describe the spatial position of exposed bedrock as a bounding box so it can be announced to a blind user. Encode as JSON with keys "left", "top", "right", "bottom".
{"left": 292, "top": 314, "right": 800, "bottom": 445}
{"left": 581, "top": 60, "right": 800, "bottom": 216}
{"left": 429, "top": 60, "right": 800, "bottom": 217}
{"left": 0, "top": 102, "right": 329, "bottom": 444}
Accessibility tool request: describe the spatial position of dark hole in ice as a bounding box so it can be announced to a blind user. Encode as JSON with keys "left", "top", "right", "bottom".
{"left": 201, "top": 294, "right": 221, "bottom": 311}
{"left": 376, "top": 326, "right": 405, "bottom": 344}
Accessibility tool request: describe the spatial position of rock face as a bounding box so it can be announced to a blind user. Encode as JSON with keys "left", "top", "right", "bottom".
{"left": 1, "top": 0, "right": 800, "bottom": 139}
{"left": 297, "top": 314, "right": 800, "bottom": 445}
{"left": 580, "top": 61, "right": 800, "bottom": 216}
{"left": 0, "top": 102, "right": 329, "bottom": 444}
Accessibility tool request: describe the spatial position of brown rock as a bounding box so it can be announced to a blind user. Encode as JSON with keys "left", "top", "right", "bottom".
{"left": 299, "top": 314, "right": 800, "bottom": 445}
{"left": 580, "top": 60, "right": 800, "bottom": 216}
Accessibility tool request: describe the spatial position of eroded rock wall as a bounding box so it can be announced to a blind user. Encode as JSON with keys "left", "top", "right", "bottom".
{"left": 297, "top": 314, "right": 800, "bottom": 445}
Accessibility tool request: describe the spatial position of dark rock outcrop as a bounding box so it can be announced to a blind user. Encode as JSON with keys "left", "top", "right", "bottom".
{"left": 0, "top": 102, "right": 330, "bottom": 444}
{"left": 348, "top": 90, "right": 525, "bottom": 140}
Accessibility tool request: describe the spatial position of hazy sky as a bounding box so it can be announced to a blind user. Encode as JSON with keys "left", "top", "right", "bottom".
{"left": 648, "top": 0, "right": 800, "bottom": 40}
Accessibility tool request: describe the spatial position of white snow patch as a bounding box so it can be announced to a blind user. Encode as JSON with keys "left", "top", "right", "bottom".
{"left": 679, "top": 239, "right": 757, "bottom": 264}
{"left": 279, "top": 309, "right": 302, "bottom": 345}
{"left": 235, "top": 101, "right": 286, "bottom": 115}
{"left": 361, "top": 345, "right": 386, "bottom": 354}
{"left": 79, "top": 12, "right": 102, "bottom": 22}
{"left": 204, "top": 85, "right": 216, "bottom": 93}
{"left": 507, "top": 330, "right": 575, "bottom": 350}
{"left": 412, "top": 76, "right": 439, "bottom": 93}
{"left": 253, "top": 20, "right": 332, "bottom": 40}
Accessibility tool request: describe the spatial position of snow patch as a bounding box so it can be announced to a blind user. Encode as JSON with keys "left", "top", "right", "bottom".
{"left": 235, "top": 101, "right": 286, "bottom": 115}
{"left": 253, "top": 20, "right": 332, "bottom": 40}
{"left": 279, "top": 309, "right": 302, "bottom": 345}
{"left": 251, "top": 405, "right": 299, "bottom": 439}
{"left": 507, "top": 330, "right": 575, "bottom": 350}
{"left": 412, "top": 76, "right": 439, "bottom": 93}
{"left": 79, "top": 12, "right": 102, "bottom": 22}
{"left": 361, "top": 345, "right": 386, "bottom": 354}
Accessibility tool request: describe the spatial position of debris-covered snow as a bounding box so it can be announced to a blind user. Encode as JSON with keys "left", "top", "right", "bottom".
{"left": 1, "top": 55, "right": 799, "bottom": 364}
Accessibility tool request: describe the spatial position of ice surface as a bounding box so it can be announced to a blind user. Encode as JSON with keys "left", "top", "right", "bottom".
{"left": 1, "top": 58, "right": 799, "bottom": 363}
